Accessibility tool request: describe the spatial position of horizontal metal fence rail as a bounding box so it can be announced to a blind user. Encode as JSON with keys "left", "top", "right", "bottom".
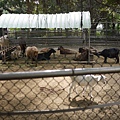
{"left": 0, "top": 101, "right": 120, "bottom": 116}
{"left": 0, "top": 67, "right": 120, "bottom": 80}
{"left": 0, "top": 67, "right": 120, "bottom": 116}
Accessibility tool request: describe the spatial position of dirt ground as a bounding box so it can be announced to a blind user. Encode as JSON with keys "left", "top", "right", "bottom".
{"left": 0, "top": 46, "right": 120, "bottom": 120}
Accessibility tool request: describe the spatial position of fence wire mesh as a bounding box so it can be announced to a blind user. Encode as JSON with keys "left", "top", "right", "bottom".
{"left": 0, "top": 68, "right": 120, "bottom": 120}
{"left": 0, "top": 27, "right": 120, "bottom": 120}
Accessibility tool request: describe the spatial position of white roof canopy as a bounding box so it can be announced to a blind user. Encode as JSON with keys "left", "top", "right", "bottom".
{"left": 0, "top": 11, "right": 91, "bottom": 29}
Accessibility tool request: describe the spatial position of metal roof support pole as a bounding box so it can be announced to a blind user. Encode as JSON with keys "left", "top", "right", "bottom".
{"left": 80, "top": 0, "right": 90, "bottom": 63}
{"left": 1, "top": 28, "right": 6, "bottom": 63}
{"left": 88, "top": 28, "right": 91, "bottom": 63}
{"left": 2, "top": 28, "right": 5, "bottom": 49}
{"left": 2, "top": 28, "right": 4, "bottom": 36}
{"left": 28, "top": 13, "right": 32, "bottom": 39}
{"left": 80, "top": 0, "right": 83, "bottom": 28}
{"left": 36, "top": 1, "right": 39, "bottom": 28}
{"left": 80, "top": 0, "right": 83, "bottom": 47}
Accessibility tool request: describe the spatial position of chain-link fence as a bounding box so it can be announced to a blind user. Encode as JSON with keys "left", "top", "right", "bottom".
{"left": 6, "top": 22, "right": 120, "bottom": 49}
{"left": 0, "top": 67, "right": 120, "bottom": 120}
{"left": 0, "top": 21, "right": 120, "bottom": 119}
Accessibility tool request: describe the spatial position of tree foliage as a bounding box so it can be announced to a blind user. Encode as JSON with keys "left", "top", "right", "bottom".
{"left": 0, "top": 0, "right": 119, "bottom": 27}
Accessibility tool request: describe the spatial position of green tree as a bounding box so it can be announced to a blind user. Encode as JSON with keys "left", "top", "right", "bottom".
{"left": 0, "top": 0, "right": 119, "bottom": 30}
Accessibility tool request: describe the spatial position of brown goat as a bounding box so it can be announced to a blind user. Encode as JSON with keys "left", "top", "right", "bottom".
{"left": 73, "top": 49, "right": 88, "bottom": 61}
{"left": 25, "top": 46, "right": 38, "bottom": 65}
{"left": 74, "top": 46, "right": 97, "bottom": 61}
{"left": 58, "top": 46, "right": 77, "bottom": 54}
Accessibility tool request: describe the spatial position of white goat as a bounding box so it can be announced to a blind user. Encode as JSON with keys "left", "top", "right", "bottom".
{"left": 0, "top": 35, "right": 9, "bottom": 49}
{"left": 69, "top": 74, "right": 106, "bottom": 99}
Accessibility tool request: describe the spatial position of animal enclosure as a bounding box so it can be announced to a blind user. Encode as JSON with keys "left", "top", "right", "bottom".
{"left": 0, "top": 67, "right": 120, "bottom": 120}
{"left": 0, "top": 21, "right": 120, "bottom": 120}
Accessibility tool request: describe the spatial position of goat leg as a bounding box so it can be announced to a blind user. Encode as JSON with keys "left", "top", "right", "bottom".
{"left": 104, "top": 57, "right": 107, "bottom": 63}
{"left": 68, "top": 85, "right": 72, "bottom": 100}
{"left": 82, "top": 86, "right": 87, "bottom": 97}
{"left": 116, "top": 56, "right": 119, "bottom": 63}
{"left": 89, "top": 87, "right": 94, "bottom": 99}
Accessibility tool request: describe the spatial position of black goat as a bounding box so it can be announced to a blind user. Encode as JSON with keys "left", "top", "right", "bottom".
{"left": 37, "top": 48, "right": 56, "bottom": 60}
{"left": 97, "top": 48, "right": 119, "bottom": 63}
{"left": 19, "top": 38, "right": 26, "bottom": 56}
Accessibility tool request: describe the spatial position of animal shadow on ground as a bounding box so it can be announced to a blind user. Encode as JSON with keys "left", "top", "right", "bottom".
{"left": 69, "top": 95, "right": 98, "bottom": 108}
